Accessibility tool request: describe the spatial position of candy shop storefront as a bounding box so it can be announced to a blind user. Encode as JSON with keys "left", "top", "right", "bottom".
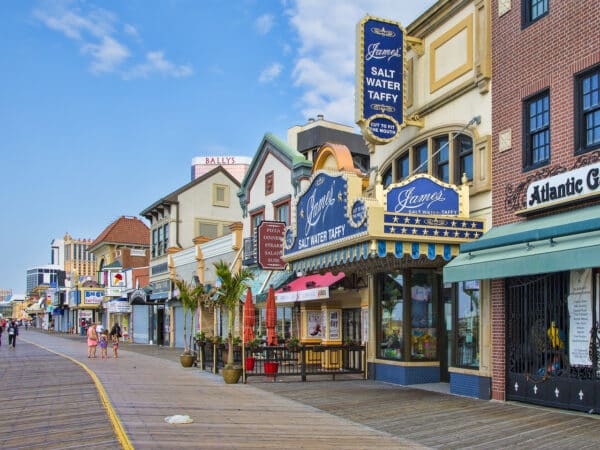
{"left": 282, "top": 161, "right": 490, "bottom": 396}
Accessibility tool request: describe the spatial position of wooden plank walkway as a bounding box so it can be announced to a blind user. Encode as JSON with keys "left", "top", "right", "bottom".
{"left": 0, "top": 343, "right": 120, "bottom": 449}
{"left": 256, "top": 380, "right": 600, "bottom": 449}
{"left": 15, "top": 332, "right": 421, "bottom": 449}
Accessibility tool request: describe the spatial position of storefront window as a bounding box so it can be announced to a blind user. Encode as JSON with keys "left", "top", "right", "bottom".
{"left": 411, "top": 271, "right": 437, "bottom": 360}
{"left": 457, "top": 281, "right": 480, "bottom": 368}
{"left": 379, "top": 272, "right": 404, "bottom": 360}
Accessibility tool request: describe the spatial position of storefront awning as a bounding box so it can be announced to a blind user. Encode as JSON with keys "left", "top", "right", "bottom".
{"left": 288, "top": 240, "right": 458, "bottom": 273}
{"left": 444, "top": 204, "right": 600, "bottom": 282}
{"left": 275, "top": 272, "right": 345, "bottom": 303}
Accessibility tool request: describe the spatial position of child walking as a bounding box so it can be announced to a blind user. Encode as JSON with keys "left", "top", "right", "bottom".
{"left": 112, "top": 333, "right": 119, "bottom": 358}
{"left": 99, "top": 330, "right": 109, "bottom": 360}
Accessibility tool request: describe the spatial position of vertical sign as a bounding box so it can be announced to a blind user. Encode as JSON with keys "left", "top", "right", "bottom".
{"left": 356, "top": 16, "right": 405, "bottom": 144}
{"left": 568, "top": 269, "right": 593, "bottom": 366}
{"left": 257, "top": 221, "right": 286, "bottom": 270}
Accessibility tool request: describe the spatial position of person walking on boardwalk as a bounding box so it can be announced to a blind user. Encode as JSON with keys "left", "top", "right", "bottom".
{"left": 111, "top": 333, "right": 119, "bottom": 358}
{"left": 99, "top": 330, "right": 109, "bottom": 360}
{"left": 87, "top": 322, "right": 98, "bottom": 358}
{"left": 7, "top": 320, "right": 18, "bottom": 349}
{"left": 0, "top": 322, "right": 3, "bottom": 348}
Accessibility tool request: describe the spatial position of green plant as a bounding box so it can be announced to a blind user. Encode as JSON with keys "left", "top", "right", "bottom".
{"left": 232, "top": 336, "right": 242, "bottom": 346}
{"left": 286, "top": 336, "right": 300, "bottom": 350}
{"left": 174, "top": 278, "right": 207, "bottom": 354}
{"left": 248, "top": 338, "right": 262, "bottom": 352}
{"left": 213, "top": 261, "right": 253, "bottom": 369}
{"left": 195, "top": 331, "right": 207, "bottom": 344}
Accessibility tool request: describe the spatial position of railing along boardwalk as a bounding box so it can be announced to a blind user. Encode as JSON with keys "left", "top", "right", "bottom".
{"left": 194, "top": 341, "right": 366, "bottom": 382}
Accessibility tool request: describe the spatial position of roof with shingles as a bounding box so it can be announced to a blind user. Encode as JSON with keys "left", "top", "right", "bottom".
{"left": 88, "top": 216, "right": 149, "bottom": 252}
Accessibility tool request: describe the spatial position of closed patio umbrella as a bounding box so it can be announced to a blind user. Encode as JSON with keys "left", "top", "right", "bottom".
{"left": 243, "top": 288, "right": 255, "bottom": 343}
{"left": 265, "top": 285, "right": 278, "bottom": 346}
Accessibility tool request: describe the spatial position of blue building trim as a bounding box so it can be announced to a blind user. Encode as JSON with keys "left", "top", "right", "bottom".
{"left": 370, "top": 362, "right": 440, "bottom": 385}
{"left": 450, "top": 372, "right": 491, "bottom": 400}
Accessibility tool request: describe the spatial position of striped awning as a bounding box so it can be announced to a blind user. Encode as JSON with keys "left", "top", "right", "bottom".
{"left": 289, "top": 240, "right": 458, "bottom": 273}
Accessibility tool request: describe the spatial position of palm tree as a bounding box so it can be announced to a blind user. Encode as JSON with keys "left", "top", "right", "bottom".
{"left": 174, "top": 278, "right": 207, "bottom": 354}
{"left": 213, "top": 261, "right": 253, "bottom": 368}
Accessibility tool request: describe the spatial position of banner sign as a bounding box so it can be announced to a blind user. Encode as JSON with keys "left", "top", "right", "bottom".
{"left": 568, "top": 269, "right": 593, "bottom": 366}
{"left": 386, "top": 175, "right": 460, "bottom": 215}
{"left": 83, "top": 290, "right": 104, "bottom": 305}
{"left": 284, "top": 173, "right": 367, "bottom": 255}
{"left": 357, "top": 16, "right": 405, "bottom": 144}
{"left": 257, "top": 221, "right": 286, "bottom": 270}
{"left": 527, "top": 162, "right": 600, "bottom": 210}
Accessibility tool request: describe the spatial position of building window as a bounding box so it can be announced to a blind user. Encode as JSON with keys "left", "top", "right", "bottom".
{"left": 274, "top": 202, "right": 290, "bottom": 225}
{"left": 523, "top": 0, "right": 548, "bottom": 27}
{"left": 382, "top": 166, "right": 392, "bottom": 189}
{"left": 455, "top": 134, "right": 473, "bottom": 182}
{"left": 152, "top": 229, "right": 158, "bottom": 258}
{"left": 395, "top": 154, "right": 410, "bottom": 182}
{"left": 434, "top": 136, "right": 449, "bottom": 182}
{"left": 524, "top": 90, "right": 550, "bottom": 169}
{"left": 576, "top": 65, "right": 600, "bottom": 154}
{"left": 377, "top": 269, "right": 438, "bottom": 362}
{"left": 250, "top": 211, "right": 264, "bottom": 235}
{"left": 158, "top": 226, "right": 164, "bottom": 256}
{"left": 213, "top": 184, "right": 230, "bottom": 207}
{"left": 265, "top": 171, "right": 274, "bottom": 196}
{"left": 163, "top": 223, "right": 169, "bottom": 253}
{"left": 414, "top": 142, "right": 428, "bottom": 174}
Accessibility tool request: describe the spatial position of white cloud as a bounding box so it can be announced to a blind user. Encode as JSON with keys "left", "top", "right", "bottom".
{"left": 259, "top": 63, "right": 283, "bottom": 83}
{"left": 82, "top": 36, "right": 130, "bottom": 73}
{"left": 34, "top": 3, "right": 192, "bottom": 79}
{"left": 125, "top": 51, "right": 193, "bottom": 79}
{"left": 255, "top": 13, "right": 274, "bottom": 35}
{"left": 286, "top": 0, "right": 436, "bottom": 124}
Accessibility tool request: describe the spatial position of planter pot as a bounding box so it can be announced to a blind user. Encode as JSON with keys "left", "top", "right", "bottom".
{"left": 180, "top": 353, "right": 195, "bottom": 368}
{"left": 245, "top": 357, "right": 255, "bottom": 371}
{"left": 264, "top": 361, "right": 279, "bottom": 375}
{"left": 222, "top": 367, "right": 242, "bottom": 384}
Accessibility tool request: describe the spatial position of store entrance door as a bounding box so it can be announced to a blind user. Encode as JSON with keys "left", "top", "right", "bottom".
{"left": 440, "top": 282, "right": 454, "bottom": 382}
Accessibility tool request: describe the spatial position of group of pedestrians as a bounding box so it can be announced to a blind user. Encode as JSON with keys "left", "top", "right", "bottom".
{"left": 86, "top": 322, "right": 122, "bottom": 359}
{"left": 0, "top": 318, "right": 20, "bottom": 349}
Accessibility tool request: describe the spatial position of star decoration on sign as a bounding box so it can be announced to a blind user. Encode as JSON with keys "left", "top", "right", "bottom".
{"left": 390, "top": 226, "right": 396, "bottom": 233}
{"left": 338, "top": 192, "right": 343, "bottom": 201}
{"left": 443, "top": 230, "right": 449, "bottom": 237}
{"left": 404, "top": 217, "right": 411, "bottom": 224}
{"left": 422, "top": 228, "right": 429, "bottom": 236}
{"left": 300, "top": 209, "right": 304, "bottom": 218}
{"left": 433, "top": 229, "right": 440, "bottom": 236}
{"left": 411, "top": 228, "right": 418, "bottom": 235}
{"left": 401, "top": 227, "right": 408, "bottom": 234}
{"left": 393, "top": 216, "right": 399, "bottom": 223}
{"left": 414, "top": 218, "right": 421, "bottom": 224}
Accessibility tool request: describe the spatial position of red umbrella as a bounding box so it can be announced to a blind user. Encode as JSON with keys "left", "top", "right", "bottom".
{"left": 243, "top": 288, "right": 255, "bottom": 343}
{"left": 265, "top": 285, "right": 278, "bottom": 346}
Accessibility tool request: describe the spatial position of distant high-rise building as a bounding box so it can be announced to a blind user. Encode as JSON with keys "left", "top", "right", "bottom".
{"left": 63, "top": 233, "right": 97, "bottom": 281}
{"left": 191, "top": 156, "right": 251, "bottom": 182}
{"left": 26, "top": 265, "right": 65, "bottom": 295}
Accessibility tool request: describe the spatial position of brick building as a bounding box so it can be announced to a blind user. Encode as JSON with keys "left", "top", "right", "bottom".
{"left": 445, "top": 0, "right": 600, "bottom": 413}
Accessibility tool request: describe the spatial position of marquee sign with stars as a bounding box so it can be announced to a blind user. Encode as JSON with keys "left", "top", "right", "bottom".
{"left": 383, "top": 214, "right": 484, "bottom": 242}
{"left": 284, "top": 172, "right": 367, "bottom": 255}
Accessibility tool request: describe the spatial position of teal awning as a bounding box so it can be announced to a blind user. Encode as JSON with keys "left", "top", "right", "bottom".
{"left": 444, "top": 204, "right": 600, "bottom": 282}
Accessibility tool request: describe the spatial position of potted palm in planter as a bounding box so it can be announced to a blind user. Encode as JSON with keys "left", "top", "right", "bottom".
{"left": 214, "top": 261, "right": 253, "bottom": 384}
{"left": 174, "top": 278, "right": 206, "bottom": 367}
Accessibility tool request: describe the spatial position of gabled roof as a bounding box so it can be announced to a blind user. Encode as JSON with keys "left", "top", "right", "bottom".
{"left": 141, "top": 165, "right": 241, "bottom": 218}
{"left": 89, "top": 216, "right": 149, "bottom": 252}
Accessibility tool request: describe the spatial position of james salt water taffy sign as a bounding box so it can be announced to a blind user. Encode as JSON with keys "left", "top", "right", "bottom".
{"left": 284, "top": 173, "right": 367, "bottom": 255}
{"left": 356, "top": 16, "right": 405, "bottom": 144}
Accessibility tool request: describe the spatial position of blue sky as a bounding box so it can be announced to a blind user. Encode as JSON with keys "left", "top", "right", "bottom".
{"left": 1, "top": 0, "right": 436, "bottom": 294}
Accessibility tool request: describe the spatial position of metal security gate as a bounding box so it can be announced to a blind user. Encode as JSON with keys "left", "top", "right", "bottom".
{"left": 506, "top": 271, "right": 600, "bottom": 413}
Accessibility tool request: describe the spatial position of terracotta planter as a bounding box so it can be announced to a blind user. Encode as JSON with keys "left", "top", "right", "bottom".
{"left": 222, "top": 367, "right": 242, "bottom": 384}
{"left": 245, "top": 357, "right": 255, "bottom": 371}
{"left": 264, "top": 361, "right": 279, "bottom": 375}
{"left": 180, "top": 353, "right": 195, "bottom": 368}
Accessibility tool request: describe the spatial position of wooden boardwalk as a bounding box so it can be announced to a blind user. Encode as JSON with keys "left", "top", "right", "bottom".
{"left": 0, "top": 343, "right": 120, "bottom": 449}
{"left": 12, "top": 330, "right": 600, "bottom": 449}
{"left": 256, "top": 380, "right": 600, "bottom": 449}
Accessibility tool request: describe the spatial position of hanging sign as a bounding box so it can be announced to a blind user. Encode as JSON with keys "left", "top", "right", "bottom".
{"left": 356, "top": 16, "right": 405, "bottom": 144}
{"left": 257, "top": 221, "right": 286, "bottom": 270}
